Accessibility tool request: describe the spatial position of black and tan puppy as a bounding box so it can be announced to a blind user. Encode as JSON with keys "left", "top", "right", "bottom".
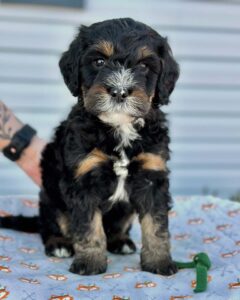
{"left": 0, "top": 18, "right": 179, "bottom": 275}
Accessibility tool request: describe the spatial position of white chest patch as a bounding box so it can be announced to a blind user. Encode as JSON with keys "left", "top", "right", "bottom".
{"left": 114, "top": 122, "right": 140, "bottom": 151}
{"left": 99, "top": 113, "right": 144, "bottom": 203}
{"left": 109, "top": 150, "right": 129, "bottom": 203}
{"left": 109, "top": 118, "right": 144, "bottom": 203}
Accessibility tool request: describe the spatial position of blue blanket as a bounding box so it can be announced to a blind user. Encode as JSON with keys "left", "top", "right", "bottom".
{"left": 0, "top": 195, "right": 240, "bottom": 300}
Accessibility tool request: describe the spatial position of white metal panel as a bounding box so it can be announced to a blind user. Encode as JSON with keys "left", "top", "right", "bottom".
{"left": 0, "top": 21, "right": 75, "bottom": 52}
{"left": 170, "top": 116, "right": 240, "bottom": 140}
{"left": 178, "top": 61, "right": 240, "bottom": 86}
{"left": 166, "top": 31, "right": 240, "bottom": 59}
{"left": 0, "top": 53, "right": 61, "bottom": 81}
{"left": 0, "top": 1, "right": 240, "bottom": 197}
{"left": 1, "top": 21, "right": 240, "bottom": 60}
{"left": 171, "top": 142, "right": 240, "bottom": 161}
{"left": 1, "top": 0, "right": 240, "bottom": 30}
{"left": 0, "top": 83, "right": 75, "bottom": 111}
{"left": 168, "top": 89, "right": 240, "bottom": 114}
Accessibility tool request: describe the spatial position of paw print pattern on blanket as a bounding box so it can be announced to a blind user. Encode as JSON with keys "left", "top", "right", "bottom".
{"left": 0, "top": 195, "right": 240, "bottom": 300}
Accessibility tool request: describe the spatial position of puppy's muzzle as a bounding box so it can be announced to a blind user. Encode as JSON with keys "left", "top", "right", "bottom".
{"left": 84, "top": 66, "right": 151, "bottom": 117}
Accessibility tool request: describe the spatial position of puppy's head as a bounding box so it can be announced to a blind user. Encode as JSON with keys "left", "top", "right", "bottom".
{"left": 59, "top": 18, "right": 179, "bottom": 120}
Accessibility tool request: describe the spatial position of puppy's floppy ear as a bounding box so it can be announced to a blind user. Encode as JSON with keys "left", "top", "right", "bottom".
{"left": 153, "top": 38, "right": 179, "bottom": 107}
{"left": 59, "top": 26, "right": 86, "bottom": 97}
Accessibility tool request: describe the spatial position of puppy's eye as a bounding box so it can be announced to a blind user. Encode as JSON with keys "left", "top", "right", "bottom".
{"left": 140, "top": 63, "right": 147, "bottom": 68}
{"left": 138, "top": 62, "right": 149, "bottom": 72}
{"left": 93, "top": 58, "right": 105, "bottom": 68}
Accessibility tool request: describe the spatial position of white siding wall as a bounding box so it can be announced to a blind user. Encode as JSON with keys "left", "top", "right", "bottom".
{"left": 0, "top": 0, "right": 240, "bottom": 196}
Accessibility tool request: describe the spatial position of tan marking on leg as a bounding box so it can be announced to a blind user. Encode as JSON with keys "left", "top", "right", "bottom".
{"left": 149, "top": 94, "right": 154, "bottom": 102}
{"left": 122, "top": 213, "right": 136, "bottom": 234}
{"left": 109, "top": 212, "right": 136, "bottom": 241}
{"left": 75, "top": 148, "right": 108, "bottom": 177}
{"left": 94, "top": 40, "right": 114, "bottom": 57}
{"left": 91, "top": 211, "right": 106, "bottom": 249}
{"left": 71, "top": 210, "right": 107, "bottom": 274}
{"left": 134, "top": 153, "right": 166, "bottom": 171}
{"left": 74, "top": 211, "right": 106, "bottom": 251}
{"left": 57, "top": 213, "right": 70, "bottom": 237}
{"left": 141, "top": 214, "right": 170, "bottom": 261}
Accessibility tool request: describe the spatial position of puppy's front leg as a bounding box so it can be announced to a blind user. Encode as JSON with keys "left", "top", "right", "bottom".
{"left": 61, "top": 149, "right": 117, "bottom": 275}
{"left": 70, "top": 208, "right": 107, "bottom": 275}
{"left": 129, "top": 153, "right": 177, "bottom": 275}
{"left": 140, "top": 211, "right": 176, "bottom": 275}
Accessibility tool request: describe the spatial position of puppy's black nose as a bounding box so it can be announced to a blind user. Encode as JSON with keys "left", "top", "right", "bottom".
{"left": 110, "top": 88, "right": 129, "bottom": 103}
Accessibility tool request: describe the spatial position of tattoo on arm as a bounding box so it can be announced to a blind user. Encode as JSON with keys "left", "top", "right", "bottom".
{"left": 0, "top": 102, "right": 12, "bottom": 140}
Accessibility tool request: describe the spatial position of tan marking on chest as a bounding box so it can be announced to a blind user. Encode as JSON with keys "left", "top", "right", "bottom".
{"left": 75, "top": 148, "right": 108, "bottom": 177}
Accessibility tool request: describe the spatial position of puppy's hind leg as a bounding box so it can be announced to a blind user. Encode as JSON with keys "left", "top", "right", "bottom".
{"left": 39, "top": 190, "right": 74, "bottom": 258}
{"left": 103, "top": 202, "right": 136, "bottom": 254}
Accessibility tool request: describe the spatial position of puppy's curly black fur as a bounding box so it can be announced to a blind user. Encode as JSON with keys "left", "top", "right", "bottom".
{"left": 0, "top": 18, "right": 179, "bottom": 276}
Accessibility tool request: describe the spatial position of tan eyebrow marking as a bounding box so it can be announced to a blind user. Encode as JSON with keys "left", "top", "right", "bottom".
{"left": 75, "top": 148, "right": 109, "bottom": 177}
{"left": 134, "top": 153, "right": 166, "bottom": 171}
{"left": 138, "top": 46, "right": 154, "bottom": 60}
{"left": 94, "top": 40, "right": 114, "bottom": 57}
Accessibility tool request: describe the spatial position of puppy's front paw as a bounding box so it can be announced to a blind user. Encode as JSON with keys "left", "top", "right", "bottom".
{"left": 69, "top": 255, "right": 107, "bottom": 275}
{"left": 141, "top": 256, "right": 178, "bottom": 276}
